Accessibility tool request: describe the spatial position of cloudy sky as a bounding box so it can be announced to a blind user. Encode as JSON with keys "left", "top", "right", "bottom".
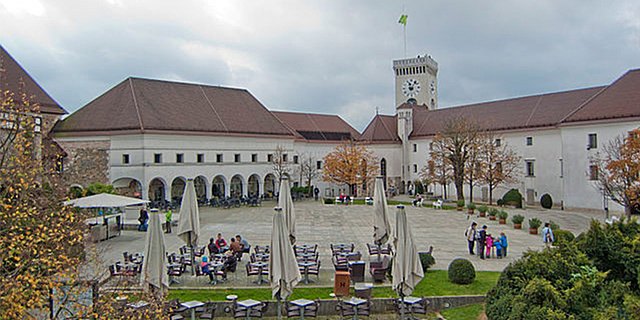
{"left": 1, "top": 0, "right": 639, "bottom": 131}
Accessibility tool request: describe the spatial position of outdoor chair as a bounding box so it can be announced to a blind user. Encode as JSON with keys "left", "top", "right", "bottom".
{"left": 306, "top": 261, "right": 321, "bottom": 281}
{"left": 194, "top": 246, "right": 206, "bottom": 258}
{"left": 168, "top": 265, "right": 183, "bottom": 284}
{"left": 370, "top": 256, "right": 390, "bottom": 282}
{"left": 198, "top": 301, "right": 216, "bottom": 319}
{"left": 332, "top": 255, "right": 349, "bottom": 271}
{"left": 246, "top": 263, "right": 260, "bottom": 279}
{"left": 109, "top": 264, "right": 125, "bottom": 278}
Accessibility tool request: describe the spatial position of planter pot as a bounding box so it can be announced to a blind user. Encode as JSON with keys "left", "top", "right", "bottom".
{"left": 499, "top": 218, "right": 506, "bottom": 224}
{"left": 479, "top": 212, "right": 486, "bottom": 217}
{"left": 489, "top": 216, "right": 496, "bottom": 221}
{"left": 514, "top": 223, "right": 522, "bottom": 229}
{"left": 467, "top": 209, "right": 475, "bottom": 215}
{"left": 529, "top": 228, "right": 538, "bottom": 235}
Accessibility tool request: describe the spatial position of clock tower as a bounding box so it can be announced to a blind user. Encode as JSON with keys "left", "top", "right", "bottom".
{"left": 393, "top": 54, "right": 438, "bottom": 109}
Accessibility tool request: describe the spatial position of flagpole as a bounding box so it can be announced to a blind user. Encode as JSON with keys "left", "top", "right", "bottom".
{"left": 403, "top": 23, "right": 407, "bottom": 58}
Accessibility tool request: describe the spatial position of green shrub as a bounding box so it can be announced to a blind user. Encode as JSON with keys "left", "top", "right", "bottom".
{"left": 529, "top": 217, "right": 542, "bottom": 229}
{"left": 512, "top": 214, "right": 525, "bottom": 225}
{"left": 69, "top": 186, "right": 84, "bottom": 199}
{"left": 488, "top": 208, "right": 499, "bottom": 216}
{"left": 323, "top": 198, "right": 334, "bottom": 204}
{"left": 540, "top": 193, "right": 553, "bottom": 209}
{"left": 414, "top": 180, "right": 425, "bottom": 195}
{"left": 478, "top": 205, "right": 488, "bottom": 213}
{"left": 549, "top": 220, "right": 560, "bottom": 231}
{"left": 501, "top": 189, "right": 523, "bottom": 208}
{"left": 85, "top": 182, "right": 115, "bottom": 196}
{"left": 496, "top": 199, "right": 505, "bottom": 206}
{"left": 467, "top": 202, "right": 476, "bottom": 210}
{"left": 456, "top": 199, "right": 465, "bottom": 208}
{"left": 497, "top": 210, "right": 509, "bottom": 220}
{"left": 419, "top": 252, "right": 436, "bottom": 272}
{"left": 554, "top": 229, "right": 574, "bottom": 245}
{"left": 448, "top": 258, "right": 476, "bottom": 285}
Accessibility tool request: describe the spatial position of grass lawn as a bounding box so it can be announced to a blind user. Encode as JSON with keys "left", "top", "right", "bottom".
{"left": 168, "top": 270, "right": 500, "bottom": 302}
{"left": 439, "top": 303, "right": 485, "bottom": 320}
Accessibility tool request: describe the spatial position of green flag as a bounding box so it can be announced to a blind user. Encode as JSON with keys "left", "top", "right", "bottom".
{"left": 398, "top": 14, "right": 408, "bottom": 26}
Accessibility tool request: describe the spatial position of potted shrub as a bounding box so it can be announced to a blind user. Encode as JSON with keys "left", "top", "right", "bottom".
{"left": 467, "top": 202, "right": 476, "bottom": 215}
{"left": 529, "top": 217, "right": 542, "bottom": 235}
{"left": 497, "top": 210, "right": 508, "bottom": 224}
{"left": 512, "top": 214, "right": 525, "bottom": 229}
{"left": 456, "top": 199, "right": 465, "bottom": 211}
{"left": 478, "top": 205, "right": 488, "bottom": 217}
{"left": 488, "top": 208, "right": 498, "bottom": 220}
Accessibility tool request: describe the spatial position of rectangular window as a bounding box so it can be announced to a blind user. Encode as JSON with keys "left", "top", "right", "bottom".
{"left": 526, "top": 137, "right": 533, "bottom": 146}
{"left": 176, "top": 153, "right": 184, "bottom": 163}
{"left": 122, "top": 154, "right": 130, "bottom": 164}
{"left": 413, "top": 144, "right": 417, "bottom": 152}
{"left": 495, "top": 139, "right": 501, "bottom": 147}
{"left": 316, "top": 160, "right": 322, "bottom": 170}
{"left": 154, "top": 153, "right": 162, "bottom": 164}
{"left": 251, "top": 153, "right": 258, "bottom": 163}
{"left": 293, "top": 155, "right": 299, "bottom": 164}
{"left": 525, "top": 160, "right": 535, "bottom": 177}
{"left": 559, "top": 159, "right": 563, "bottom": 178}
{"left": 34, "top": 116, "right": 42, "bottom": 133}
{"left": 496, "top": 162, "right": 503, "bottom": 174}
{"left": 234, "top": 154, "right": 241, "bottom": 163}
{"left": 282, "top": 154, "right": 288, "bottom": 162}
{"left": 197, "top": 153, "right": 204, "bottom": 163}
{"left": 588, "top": 133, "right": 598, "bottom": 149}
{"left": 216, "top": 154, "right": 223, "bottom": 163}
{"left": 589, "top": 165, "right": 599, "bottom": 181}
{"left": 413, "top": 164, "right": 418, "bottom": 173}
{"left": 267, "top": 154, "right": 273, "bottom": 162}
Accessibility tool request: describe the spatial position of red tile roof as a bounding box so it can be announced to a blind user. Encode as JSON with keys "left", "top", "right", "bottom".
{"left": 53, "top": 77, "right": 294, "bottom": 137}
{"left": 360, "top": 114, "right": 400, "bottom": 143}
{"left": 271, "top": 111, "right": 360, "bottom": 141}
{"left": 0, "top": 45, "right": 66, "bottom": 115}
{"left": 563, "top": 69, "right": 640, "bottom": 123}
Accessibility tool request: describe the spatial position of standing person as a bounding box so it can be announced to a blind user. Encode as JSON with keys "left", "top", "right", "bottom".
{"left": 478, "top": 225, "right": 488, "bottom": 260}
{"left": 494, "top": 236, "right": 503, "bottom": 259}
{"left": 138, "top": 206, "right": 149, "bottom": 231}
{"left": 485, "top": 234, "right": 493, "bottom": 259}
{"left": 465, "top": 222, "right": 477, "bottom": 255}
{"left": 542, "top": 223, "right": 555, "bottom": 248}
{"left": 164, "top": 207, "right": 172, "bottom": 233}
{"left": 314, "top": 187, "right": 320, "bottom": 201}
{"left": 499, "top": 232, "right": 508, "bottom": 257}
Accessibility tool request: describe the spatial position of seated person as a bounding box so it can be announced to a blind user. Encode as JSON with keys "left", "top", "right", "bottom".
{"left": 220, "top": 251, "right": 238, "bottom": 280}
{"left": 215, "top": 233, "right": 228, "bottom": 253}
{"left": 201, "top": 256, "right": 215, "bottom": 284}
{"left": 413, "top": 194, "right": 423, "bottom": 206}
{"left": 236, "top": 235, "right": 251, "bottom": 253}
{"left": 229, "top": 237, "right": 242, "bottom": 254}
{"left": 207, "top": 237, "right": 219, "bottom": 255}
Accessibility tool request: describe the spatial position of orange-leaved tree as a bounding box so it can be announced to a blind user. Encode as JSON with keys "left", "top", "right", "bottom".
{"left": 593, "top": 128, "right": 640, "bottom": 219}
{"left": 322, "top": 140, "right": 378, "bottom": 197}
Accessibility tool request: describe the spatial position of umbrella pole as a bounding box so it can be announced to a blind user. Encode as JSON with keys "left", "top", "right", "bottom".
{"left": 276, "top": 291, "right": 282, "bottom": 320}
{"left": 400, "top": 292, "right": 405, "bottom": 320}
{"left": 377, "top": 243, "right": 382, "bottom": 262}
{"left": 189, "top": 233, "right": 195, "bottom": 274}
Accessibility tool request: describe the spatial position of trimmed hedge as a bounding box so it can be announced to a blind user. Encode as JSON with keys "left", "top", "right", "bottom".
{"left": 448, "top": 258, "right": 476, "bottom": 285}
{"left": 501, "top": 189, "right": 523, "bottom": 208}
{"left": 540, "top": 193, "right": 553, "bottom": 209}
{"left": 419, "top": 252, "right": 436, "bottom": 272}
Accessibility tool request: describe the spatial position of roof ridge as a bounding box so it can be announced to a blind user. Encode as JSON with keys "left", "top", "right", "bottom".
{"left": 559, "top": 86, "right": 609, "bottom": 123}
{"left": 128, "top": 76, "right": 249, "bottom": 92}
{"left": 128, "top": 78, "right": 144, "bottom": 131}
{"left": 378, "top": 114, "right": 397, "bottom": 140}
{"left": 199, "top": 85, "right": 229, "bottom": 132}
{"left": 524, "top": 95, "right": 543, "bottom": 127}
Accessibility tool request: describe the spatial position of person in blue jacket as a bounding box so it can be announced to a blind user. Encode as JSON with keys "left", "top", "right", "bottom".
{"left": 499, "top": 232, "right": 508, "bottom": 257}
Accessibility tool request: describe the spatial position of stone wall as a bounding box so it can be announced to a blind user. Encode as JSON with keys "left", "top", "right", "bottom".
{"left": 57, "top": 140, "right": 110, "bottom": 188}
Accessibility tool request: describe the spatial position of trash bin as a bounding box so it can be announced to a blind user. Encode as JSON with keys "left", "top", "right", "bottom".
{"left": 334, "top": 271, "right": 350, "bottom": 297}
{"left": 354, "top": 283, "right": 373, "bottom": 299}
{"left": 349, "top": 261, "right": 366, "bottom": 282}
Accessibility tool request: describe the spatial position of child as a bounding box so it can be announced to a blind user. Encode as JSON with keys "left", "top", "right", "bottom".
{"left": 494, "top": 237, "right": 503, "bottom": 259}
{"left": 201, "top": 256, "right": 215, "bottom": 284}
{"left": 499, "top": 232, "right": 508, "bottom": 257}
{"left": 485, "top": 234, "right": 493, "bottom": 258}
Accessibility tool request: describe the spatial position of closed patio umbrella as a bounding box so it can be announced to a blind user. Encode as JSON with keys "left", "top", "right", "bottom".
{"left": 392, "top": 205, "right": 424, "bottom": 319}
{"left": 278, "top": 176, "right": 296, "bottom": 244}
{"left": 140, "top": 210, "right": 169, "bottom": 295}
{"left": 373, "top": 177, "right": 391, "bottom": 256}
{"left": 177, "top": 179, "right": 200, "bottom": 274}
{"left": 269, "top": 207, "right": 301, "bottom": 319}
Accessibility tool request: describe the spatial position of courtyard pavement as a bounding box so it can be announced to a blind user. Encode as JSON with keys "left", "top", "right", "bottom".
{"left": 94, "top": 197, "right": 605, "bottom": 288}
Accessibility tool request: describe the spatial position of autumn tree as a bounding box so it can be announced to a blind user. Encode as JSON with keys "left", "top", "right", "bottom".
{"left": 476, "top": 133, "right": 521, "bottom": 204}
{"left": 420, "top": 153, "right": 452, "bottom": 199}
{"left": 593, "top": 128, "right": 640, "bottom": 219}
{"left": 430, "top": 116, "right": 481, "bottom": 202}
{"left": 464, "top": 133, "right": 484, "bottom": 202}
{"left": 271, "top": 145, "right": 292, "bottom": 183}
{"left": 322, "top": 140, "right": 378, "bottom": 196}
{"left": 295, "top": 153, "right": 319, "bottom": 196}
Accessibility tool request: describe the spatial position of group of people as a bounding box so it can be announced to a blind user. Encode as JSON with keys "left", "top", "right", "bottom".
{"left": 465, "top": 222, "right": 508, "bottom": 259}
{"left": 137, "top": 205, "right": 174, "bottom": 233}
{"left": 207, "top": 233, "right": 251, "bottom": 257}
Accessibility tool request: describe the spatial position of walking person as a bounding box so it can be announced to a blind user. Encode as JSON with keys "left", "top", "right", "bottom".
{"left": 138, "top": 205, "right": 149, "bottom": 231}
{"left": 465, "top": 222, "right": 477, "bottom": 255}
{"left": 542, "top": 223, "right": 555, "bottom": 248}
{"left": 478, "top": 225, "right": 488, "bottom": 259}
{"left": 164, "top": 207, "right": 172, "bottom": 233}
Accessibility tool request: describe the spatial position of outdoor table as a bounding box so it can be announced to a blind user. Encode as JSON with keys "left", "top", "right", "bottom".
{"left": 290, "top": 298, "right": 314, "bottom": 320}
{"left": 398, "top": 296, "right": 422, "bottom": 318}
{"left": 344, "top": 297, "right": 367, "bottom": 320}
{"left": 297, "top": 252, "right": 315, "bottom": 261}
{"left": 121, "top": 262, "right": 138, "bottom": 274}
{"left": 181, "top": 300, "right": 205, "bottom": 320}
{"left": 208, "top": 262, "right": 224, "bottom": 284}
{"left": 126, "top": 300, "right": 149, "bottom": 310}
{"left": 333, "top": 243, "right": 353, "bottom": 252}
{"left": 212, "top": 253, "right": 226, "bottom": 262}
{"left": 297, "top": 261, "right": 317, "bottom": 284}
{"left": 255, "top": 253, "right": 270, "bottom": 261}
{"left": 297, "top": 244, "right": 315, "bottom": 252}
{"left": 251, "top": 262, "right": 268, "bottom": 284}
{"left": 237, "top": 299, "right": 261, "bottom": 320}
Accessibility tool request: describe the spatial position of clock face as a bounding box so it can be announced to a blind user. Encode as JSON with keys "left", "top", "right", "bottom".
{"left": 402, "top": 79, "right": 421, "bottom": 97}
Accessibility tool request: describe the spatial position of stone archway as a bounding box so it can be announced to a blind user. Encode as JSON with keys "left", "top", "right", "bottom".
{"left": 112, "top": 177, "right": 143, "bottom": 198}
{"left": 264, "top": 174, "right": 276, "bottom": 197}
{"left": 194, "top": 176, "right": 208, "bottom": 202}
{"left": 171, "top": 177, "right": 186, "bottom": 202}
{"left": 148, "top": 178, "right": 167, "bottom": 201}
{"left": 212, "top": 175, "right": 226, "bottom": 198}
{"left": 248, "top": 174, "right": 260, "bottom": 197}
{"left": 230, "top": 174, "right": 244, "bottom": 198}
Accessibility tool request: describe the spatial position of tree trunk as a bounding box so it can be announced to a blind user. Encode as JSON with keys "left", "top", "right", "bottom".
{"left": 489, "top": 185, "right": 493, "bottom": 205}
{"left": 454, "top": 163, "right": 465, "bottom": 201}
{"left": 625, "top": 205, "right": 632, "bottom": 220}
{"left": 468, "top": 176, "right": 474, "bottom": 203}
